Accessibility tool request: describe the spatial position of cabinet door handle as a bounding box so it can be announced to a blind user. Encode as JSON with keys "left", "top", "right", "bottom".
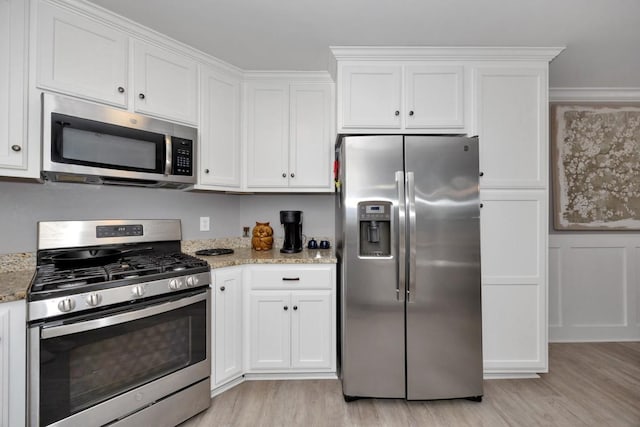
{"left": 290, "top": 173, "right": 295, "bottom": 178}
{"left": 282, "top": 173, "right": 287, "bottom": 178}
{"left": 220, "top": 286, "right": 225, "bottom": 291}
{"left": 479, "top": 171, "right": 484, "bottom": 177}
{"left": 11, "top": 145, "right": 21, "bottom": 152}
{"left": 205, "top": 169, "right": 210, "bottom": 174}
{"left": 139, "top": 93, "right": 145, "bottom": 100}
{"left": 284, "top": 306, "right": 289, "bottom": 311}
{"left": 117, "top": 86, "right": 125, "bottom": 93}
{"left": 409, "top": 110, "right": 414, "bottom": 116}
{"left": 282, "top": 277, "right": 300, "bottom": 281}
{"left": 293, "top": 305, "right": 298, "bottom": 311}
{"left": 394, "top": 110, "right": 400, "bottom": 116}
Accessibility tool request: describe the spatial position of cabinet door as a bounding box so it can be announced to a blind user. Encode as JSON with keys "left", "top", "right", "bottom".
{"left": 213, "top": 268, "right": 243, "bottom": 386}
{"left": 340, "top": 65, "right": 401, "bottom": 129}
{"left": 289, "top": 84, "right": 333, "bottom": 189}
{"left": 480, "top": 190, "right": 547, "bottom": 373}
{"left": 245, "top": 82, "right": 289, "bottom": 188}
{"left": 0, "top": 300, "right": 26, "bottom": 427}
{"left": 249, "top": 291, "right": 291, "bottom": 370}
{"left": 474, "top": 67, "right": 547, "bottom": 188}
{"left": 36, "top": 1, "right": 128, "bottom": 107}
{"left": 0, "top": 0, "right": 28, "bottom": 173}
{"left": 291, "top": 291, "right": 332, "bottom": 369}
{"left": 133, "top": 40, "right": 198, "bottom": 124}
{"left": 404, "top": 65, "right": 464, "bottom": 129}
{"left": 199, "top": 68, "right": 241, "bottom": 189}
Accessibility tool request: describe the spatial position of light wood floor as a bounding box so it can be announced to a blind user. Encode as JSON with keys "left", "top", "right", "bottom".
{"left": 180, "top": 342, "right": 640, "bottom": 427}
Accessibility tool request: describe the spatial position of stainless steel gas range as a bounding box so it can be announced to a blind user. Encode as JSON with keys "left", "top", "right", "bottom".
{"left": 27, "top": 219, "right": 211, "bottom": 427}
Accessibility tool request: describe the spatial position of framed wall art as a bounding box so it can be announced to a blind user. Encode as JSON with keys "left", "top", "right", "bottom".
{"left": 551, "top": 103, "right": 640, "bottom": 230}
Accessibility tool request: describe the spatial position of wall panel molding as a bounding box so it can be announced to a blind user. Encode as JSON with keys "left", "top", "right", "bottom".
{"left": 549, "top": 234, "right": 640, "bottom": 341}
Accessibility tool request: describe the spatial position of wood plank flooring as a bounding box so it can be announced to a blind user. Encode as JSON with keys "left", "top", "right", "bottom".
{"left": 180, "top": 343, "right": 640, "bottom": 427}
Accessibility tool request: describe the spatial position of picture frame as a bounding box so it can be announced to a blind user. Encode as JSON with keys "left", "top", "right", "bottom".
{"left": 551, "top": 103, "right": 640, "bottom": 230}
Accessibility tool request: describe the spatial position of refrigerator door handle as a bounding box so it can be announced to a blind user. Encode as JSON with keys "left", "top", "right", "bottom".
{"left": 407, "top": 171, "right": 417, "bottom": 302}
{"left": 396, "top": 171, "right": 406, "bottom": 302}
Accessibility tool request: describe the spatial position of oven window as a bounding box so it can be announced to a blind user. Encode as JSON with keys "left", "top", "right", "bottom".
{"left": 38, "top": 299, "right": 206, "bottom": 426}
{"left": 51, "top": 112, "right": 165, "bottom": 174}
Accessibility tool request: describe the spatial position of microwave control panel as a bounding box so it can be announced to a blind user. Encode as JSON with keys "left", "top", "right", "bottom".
{"left": 172, "top": 137, "right": 193, "bottom": 176}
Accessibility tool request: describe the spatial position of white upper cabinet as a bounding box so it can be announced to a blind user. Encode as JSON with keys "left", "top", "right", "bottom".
{"left": 0, "top": 0, "right": 30, "bottom": 176}
{"left": 245, "top": 81, "right": 290, "bottom": 188}
{"left": 474, "top": 67, "right": 547, "bottom": 189}
{"left": 36, "top": 0, "right": 128, "bottom": 107}
{"left": 197, "top": 66, "right": 241, "bottom": 189}
{"left": 35, "top": 1, "right": 198, "bottom": 124}
{"left": 288, "top": 83, "right": 333, "bottom": 189}
{"left": 404, "top": 65, "right": 464, "bottom": 129}
{"left": 337, "top": 61, "right": 465, "bottom": 133}
{"left": 244, "top": 76, "right": 334, "bottom": 192}
{"left": 340, "top": 65, "right": 402, "bottom": 129}
{"left": 133, "top": 40, "right": 198, "bottom": 124}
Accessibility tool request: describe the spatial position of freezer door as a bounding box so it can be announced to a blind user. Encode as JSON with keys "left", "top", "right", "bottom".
{"left": 404, "top": 135, "right": 483, "bottom": 400}
{"left": 339, "top": 135, "right": 406, "bottom": 399}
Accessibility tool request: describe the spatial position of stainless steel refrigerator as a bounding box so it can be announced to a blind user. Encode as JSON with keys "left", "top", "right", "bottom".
{"left": 335, "top": 135, "right": 483, "bottom": 401}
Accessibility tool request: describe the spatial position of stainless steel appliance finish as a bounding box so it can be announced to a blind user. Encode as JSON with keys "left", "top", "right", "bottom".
{"left": 28, "top": 219, "right": 212, "bottom": 426}
{"left": 336, "top": 135, "right": 483, "bottom": 401}
{"left": 41, "top": 93, "right": 197, "bottom": 189}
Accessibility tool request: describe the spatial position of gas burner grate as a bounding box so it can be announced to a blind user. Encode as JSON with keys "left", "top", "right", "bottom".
{"left": 32, "top": 265, "right": 108, "bottom": 292}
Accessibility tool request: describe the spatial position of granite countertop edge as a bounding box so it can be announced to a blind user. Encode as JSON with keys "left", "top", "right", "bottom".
{"left": 0, "top": 246, "right": 336, "bottom": 302}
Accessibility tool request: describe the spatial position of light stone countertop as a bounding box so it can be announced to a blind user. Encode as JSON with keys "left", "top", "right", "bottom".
{"left": 0, "top": 244, "right": 336, "bottom": 302}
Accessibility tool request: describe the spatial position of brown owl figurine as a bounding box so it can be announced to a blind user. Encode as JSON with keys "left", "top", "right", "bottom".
{"left": 251, "top": 222, "right": 274, "bottom": 251}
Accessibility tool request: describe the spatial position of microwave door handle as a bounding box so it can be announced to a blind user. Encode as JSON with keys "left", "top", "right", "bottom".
{"left": 165, "top": 135, "right": 172, "bottom": 175}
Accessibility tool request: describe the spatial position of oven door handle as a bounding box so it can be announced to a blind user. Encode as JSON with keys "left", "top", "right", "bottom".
{"left": 40, "top": 291, "right": 208, "bottom": 339}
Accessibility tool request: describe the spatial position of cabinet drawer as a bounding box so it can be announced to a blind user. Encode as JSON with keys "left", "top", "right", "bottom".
{"left": 247, "top": 266, "right": 333, "bottom": 290}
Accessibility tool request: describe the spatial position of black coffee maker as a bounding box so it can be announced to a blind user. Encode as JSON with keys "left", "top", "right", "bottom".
{"left": 280, "top": 210, "right": 303, "bottom": 253}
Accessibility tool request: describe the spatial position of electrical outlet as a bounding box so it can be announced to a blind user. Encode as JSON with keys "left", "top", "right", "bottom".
{"left": 199, "top": 216, "right": 210, "bottom": 232}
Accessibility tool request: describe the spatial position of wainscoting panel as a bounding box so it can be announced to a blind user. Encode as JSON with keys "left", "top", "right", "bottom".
{"left": 549, "top": 234, "right": 640, "bottom": 341}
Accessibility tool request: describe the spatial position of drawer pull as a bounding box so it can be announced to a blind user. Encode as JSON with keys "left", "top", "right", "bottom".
{"left": 282, "top": 277, "right": 300, "bottom": 281}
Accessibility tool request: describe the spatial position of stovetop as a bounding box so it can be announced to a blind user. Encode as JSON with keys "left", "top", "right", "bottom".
{"left": 28, "top": 219, "right": 212, "bottom": 322}
{"left": 31, "top": 252, "right": 209, "bottom": 294}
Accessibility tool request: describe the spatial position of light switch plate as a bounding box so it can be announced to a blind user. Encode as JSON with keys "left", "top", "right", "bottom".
{"left": 199, "top": 216, "right": 210, "bottom": 231}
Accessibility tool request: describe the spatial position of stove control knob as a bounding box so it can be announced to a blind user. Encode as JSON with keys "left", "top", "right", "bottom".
{"left": 86, "top": 293, "right": 102, "bottom": 307}
{"left": 58, "top": 298, "right": 76, "bottom": 313}
{"left": 186, "top": 276, "right": 199, "bottom": 287}
{"left": 131, "top": 285, "right": 145, "bottom": 298}
{"left": 168, "top": 279, "right": 181, "bottom": 290}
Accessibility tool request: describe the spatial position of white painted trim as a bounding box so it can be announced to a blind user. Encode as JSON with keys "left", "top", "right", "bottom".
{"left": 47, "top": 0, "right": 244, "bottom": 77}
{"left": 243, "top": 70, "right": 333, "bottom": 82}
{"left": 330, "top": 46, "right": 565, "bottom": 62}
{"left": 244, "top": 372, "right": 338, "bottom": 381}
{"left": 483, "top": 373, "right": 540, "bottom": 380}
{"left": 211, "top": 375, "right": 245, "bottom": 397}
{"left": 549, "top": 87, "right": 640, "bottom": 102}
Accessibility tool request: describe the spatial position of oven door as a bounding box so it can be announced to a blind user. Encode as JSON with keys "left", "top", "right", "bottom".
{"left": 29, "top": 289, "right": 210, "bottom": 427}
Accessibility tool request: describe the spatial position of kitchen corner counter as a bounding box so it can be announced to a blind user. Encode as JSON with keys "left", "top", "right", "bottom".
{"left": 189, "top": 247, "right": 337, "bottom": 269}
{"left": 0, "top": 270, "right": 33, "bottom": 302}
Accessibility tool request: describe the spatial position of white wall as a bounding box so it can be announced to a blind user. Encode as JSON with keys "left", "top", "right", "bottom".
{"left": 237, "top": 194, "right": 335, "bottom": 241}
{"left": 0, "top": 180, "right": 335, "bottom": 254}
{"left": 548, "top": 87, "right": 640, "bottom": 342}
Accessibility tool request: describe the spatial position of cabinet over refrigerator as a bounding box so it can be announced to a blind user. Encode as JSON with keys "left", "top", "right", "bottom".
{"left": 335, "top": 134, "right": 483, "bottom": 401}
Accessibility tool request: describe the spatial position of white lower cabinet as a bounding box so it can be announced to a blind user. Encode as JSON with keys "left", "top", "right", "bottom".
{"left": 211, "top": 264, "right": 336, "bottom": 394}
{"left": 245, "top": 264, "right": 336, "bottom": 374}
{"left": 0, "top": 300, "right": 26, "bottom": 427}
{"left": 212, "top": 267, "right": 243, "bottom": 388}
{"left": 249, "top": 290, "right": 332, "bottom": 371}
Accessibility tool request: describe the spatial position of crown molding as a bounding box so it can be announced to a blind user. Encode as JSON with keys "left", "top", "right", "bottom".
{"left": 50, "top": 0, "right": 244, "bottom": 76}
{"left": 243, "top": 71, "right": 333, "bottom": 82}
{"left": 330, "top": 46, "right": 565, "bottom": 62}
{"left": 549, "top": 87, "right": 640, "bottom": 102}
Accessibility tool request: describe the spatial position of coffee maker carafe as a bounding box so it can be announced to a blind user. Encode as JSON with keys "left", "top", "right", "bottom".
{"left": 280, "top": 210, "right": 303, "bottom": 253}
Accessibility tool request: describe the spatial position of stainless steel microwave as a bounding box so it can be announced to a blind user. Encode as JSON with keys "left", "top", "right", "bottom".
{"left": 41, "top": 93, "right": 197, "bottom": 189}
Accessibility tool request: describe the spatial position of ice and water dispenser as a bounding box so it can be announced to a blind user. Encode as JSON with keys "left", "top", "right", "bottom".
{"left": 358, "top": 201, "right": 391, "bottom": 257}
